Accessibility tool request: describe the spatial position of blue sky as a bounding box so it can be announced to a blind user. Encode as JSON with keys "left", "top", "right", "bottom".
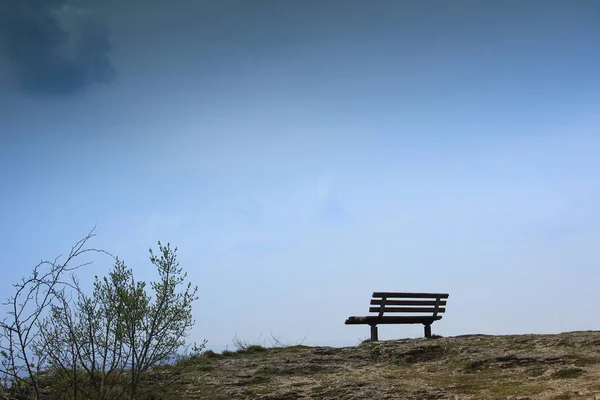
{"left": 1, "top": 1, "right": 600, "bottom": 350}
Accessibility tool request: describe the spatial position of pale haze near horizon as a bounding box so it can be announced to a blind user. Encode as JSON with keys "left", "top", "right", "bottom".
{"left": 1, "top": 1, "right": 600, "bottom": 351}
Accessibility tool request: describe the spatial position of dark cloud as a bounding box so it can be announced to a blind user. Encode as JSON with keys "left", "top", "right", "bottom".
{"left": 0, "top": 0, "right": 114, "bottom": 96}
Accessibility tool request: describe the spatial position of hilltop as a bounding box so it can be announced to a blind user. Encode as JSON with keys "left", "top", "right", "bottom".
{"left": 148, "top": 331, "right": 600, "bottom": 399}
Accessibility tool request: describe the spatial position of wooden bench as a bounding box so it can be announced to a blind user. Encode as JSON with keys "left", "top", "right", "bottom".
{"left": 345, "top": 292, "right": 449, "bottom": 341}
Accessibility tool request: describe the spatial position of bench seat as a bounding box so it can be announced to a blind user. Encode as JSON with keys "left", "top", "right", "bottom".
{"left": 345, "top": 315, "right": 442, "bottom": 325}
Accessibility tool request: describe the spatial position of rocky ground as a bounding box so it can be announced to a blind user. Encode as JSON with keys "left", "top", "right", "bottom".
{"left": 149, "top": 331, "right": 600, "bottom": 399}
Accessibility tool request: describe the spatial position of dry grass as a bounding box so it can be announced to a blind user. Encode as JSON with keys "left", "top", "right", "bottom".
{"left": 146, "top": 330, "right": 600, "bottom": 399}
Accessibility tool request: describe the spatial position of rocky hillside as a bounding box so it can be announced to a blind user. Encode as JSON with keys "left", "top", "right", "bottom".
{"left": 149, "top": 331, "right": 600, "bottom": 399}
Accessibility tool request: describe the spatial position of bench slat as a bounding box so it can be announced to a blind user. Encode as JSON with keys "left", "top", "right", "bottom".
{"left": 373, "top": 292, "right": 449, "bottom": 299}
{"left": 345, "top": 315, "right": 442, "bottom": 325}
{"left": 369, "top": 307, "right": 446, "bottom": 313}
{"left": 371, "top": 299, "right": 447, "bottom": 306}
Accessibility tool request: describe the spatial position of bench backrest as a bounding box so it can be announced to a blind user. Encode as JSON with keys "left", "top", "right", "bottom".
{"left": 369, "top": 292, "right": 449, "bottom": 317}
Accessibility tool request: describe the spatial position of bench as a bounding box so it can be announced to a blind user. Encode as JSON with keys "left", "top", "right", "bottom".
{"left": 345, "top": 292, "right": 449, "bottom": 341}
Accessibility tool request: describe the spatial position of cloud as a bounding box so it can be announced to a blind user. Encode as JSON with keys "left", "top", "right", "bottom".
{"left": 315, "top": 177, "right": 350, "bottom": 223}
{"left": 317, "top": 177, "right": 331, "bottom": 199}
{"left": 0, "top": 0, "right": 114, "bottom": 96}
{"left": 320, "top": 196, "right": 347, "bottom": 222}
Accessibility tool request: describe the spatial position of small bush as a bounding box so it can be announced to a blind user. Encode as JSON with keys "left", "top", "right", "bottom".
{"left": 358, "top": 336, "right": 372, "bottom": 345}
{"left": 269, "top": 332, "right": 307, "bottom": 348}
{"left": 202, "top": 350, "right": 219, "bottom": 358}
{"left": 529, "top": 367, "right": 546, "bottom": 377}
{"left": 242, "top": 345, "right": 267, "bottom": 353}
{"left": 232, "top": 334, "right": 266, "bottom": 351}
{"left": 553, "top": 368, "right": 585, "bottom": 379}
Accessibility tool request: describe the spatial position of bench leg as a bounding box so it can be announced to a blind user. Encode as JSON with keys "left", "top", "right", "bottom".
{"left": 370, "top": 325, "right": 378, "bottom": 341}
{"left": 424, "top": 325, "right": 431, "bottom": 338}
